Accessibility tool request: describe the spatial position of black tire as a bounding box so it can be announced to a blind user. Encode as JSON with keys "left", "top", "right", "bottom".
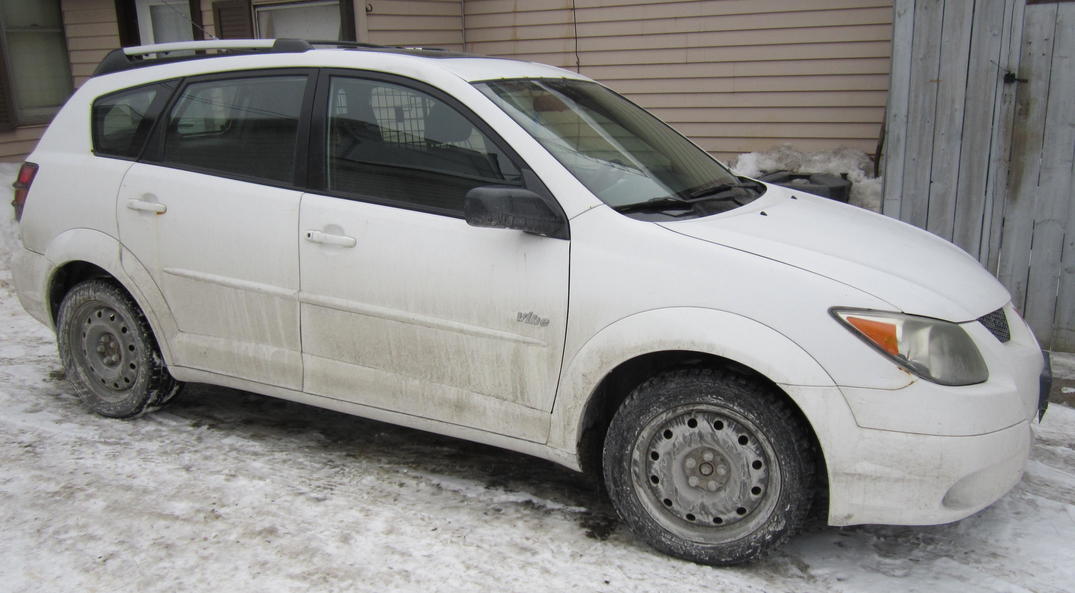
{"left": 602, "top": 368, "right": 814, "bottom": 565}
{"left": 56, "top": 279, "right": 181, "bottom": 418}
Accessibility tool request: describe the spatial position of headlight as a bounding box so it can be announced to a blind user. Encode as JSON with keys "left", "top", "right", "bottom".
{"left": 831, "top": 309, "right": 988, "bottom": 386}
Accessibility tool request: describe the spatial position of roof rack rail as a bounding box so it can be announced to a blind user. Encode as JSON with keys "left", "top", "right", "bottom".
{"left": 93, "top": 38, "right": 313, "bottom": 76}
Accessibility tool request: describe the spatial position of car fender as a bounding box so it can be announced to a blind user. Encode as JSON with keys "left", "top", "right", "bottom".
{"left": 43, "top": 228, "right": 178, "bottom": 364}
{"left": 547, "top": 307, "right": 838, "bottom": 460}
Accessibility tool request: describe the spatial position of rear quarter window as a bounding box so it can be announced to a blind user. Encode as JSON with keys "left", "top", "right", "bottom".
{"left": 92, "top": 84, "right": 166, "bottom": 159}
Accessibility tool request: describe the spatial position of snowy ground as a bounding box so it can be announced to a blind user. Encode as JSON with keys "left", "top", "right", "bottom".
{"left": 2, "top": 163, "right": 1074, "bottom": 592}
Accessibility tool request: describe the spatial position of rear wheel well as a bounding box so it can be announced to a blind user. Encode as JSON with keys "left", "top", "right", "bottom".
{"left": 576, "top": 351, "right": 828, "bottom": 515}
{"left": 48, "top": 262, "right": 116, "bottom": 325}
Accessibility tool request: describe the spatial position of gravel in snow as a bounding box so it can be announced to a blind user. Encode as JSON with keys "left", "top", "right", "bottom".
{"left": 1, "top": 162, "right": 1073, "bottom": 592}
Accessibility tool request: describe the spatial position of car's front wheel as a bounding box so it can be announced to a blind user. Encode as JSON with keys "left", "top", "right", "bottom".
{"left": 602, "top": 368, "right": 815, "bottom": 565}
{"left": 57, "top": 279, "right": 181, "bottom": 418}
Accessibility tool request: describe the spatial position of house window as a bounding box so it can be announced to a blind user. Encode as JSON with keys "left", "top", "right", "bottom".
{"left": 135, "top": 0, "right": 196, "bottom": 44}
{"left": 212, "top": 1, "right": 355, "bottom": 41}
{"left": 0, "top": 0, "right": 73, "bottom": 127}
{"left": 255, "top": 1, "right": 340, "bottom": 40}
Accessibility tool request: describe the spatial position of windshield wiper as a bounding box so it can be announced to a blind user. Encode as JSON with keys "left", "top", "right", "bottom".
{"left": 613, "top": 179, "right": 765, "bottom": 214}
{"left": 613, "top": 196, "right": 693, "bottom": 214}
{"left": 681, "top": 180, "right": 760, "bottom": 200}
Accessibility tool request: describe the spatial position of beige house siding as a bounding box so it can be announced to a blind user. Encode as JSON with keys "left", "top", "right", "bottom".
{"left": 2, "top": 0, "right": 892, "bottom": 163}
{"left": 62, "top": 0, "right": 121, "bottom": 87}
{"left": 366, "top": 0, "right": 464, "bottom": 49}
{"left": 464, "top": 0, "right": 892, "bottom": 161}
{"left": 0, "top": 125, "right": 46, "bottom": 162}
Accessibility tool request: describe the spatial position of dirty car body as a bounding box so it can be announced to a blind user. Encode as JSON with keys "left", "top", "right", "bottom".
{"left": 9, "top": 40, "right": 1048, "bottom": 565}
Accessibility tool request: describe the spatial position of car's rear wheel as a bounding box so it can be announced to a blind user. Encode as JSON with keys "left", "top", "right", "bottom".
{"left": 602, "top": 368, "right": 814, "bottom": 565}
{"left": 57, "top": 279, "right": 181, "bottom": 418}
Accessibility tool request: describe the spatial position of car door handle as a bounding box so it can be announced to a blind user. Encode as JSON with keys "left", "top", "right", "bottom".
{"left": 126, "top": 199, "right": 167, "bottom": 214}
{"left": 304, "top": 230, "right": 357, "bottom": 248}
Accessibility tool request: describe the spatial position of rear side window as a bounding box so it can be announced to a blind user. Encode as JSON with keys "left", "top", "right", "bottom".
{"left": 92, "top": 85, "right": 163, "bottom": 158}
{"left": 160, "top": 75, "right": 307, "bottom": 184}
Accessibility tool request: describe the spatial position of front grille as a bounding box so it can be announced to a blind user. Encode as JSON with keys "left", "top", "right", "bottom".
{"left": 978, "top": 308, "right": 1010, "bottom": 343}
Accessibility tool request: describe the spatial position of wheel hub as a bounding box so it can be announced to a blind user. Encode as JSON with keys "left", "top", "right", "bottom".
{"left": 71, "top": 303, "right": 140, "bottom": 399}
{"left": 635, "top": 408, "right": 772, "bottom": 531}
{"left": 683, "top": 447, "right": 730, "bottom": 491}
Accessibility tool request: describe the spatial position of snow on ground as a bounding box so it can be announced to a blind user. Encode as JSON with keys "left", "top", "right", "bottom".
{"left": 730, "top": 145, "right": 884, "bottom": 213}
{"left": 2, "top": 168, "right": 1074, "bottom": 593}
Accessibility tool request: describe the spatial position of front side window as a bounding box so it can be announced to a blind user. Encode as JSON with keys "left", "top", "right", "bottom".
{"left": 326, "top": 76, "right": 521, "bottom": 215}
{"left": 92, "top": 85, "right": 163, "bottom": 159}
{"left": 476, "top": 79, "right": 743, "bottom": 210}
{"left": 161, "top": 75, "right": 307, "bottom": 184}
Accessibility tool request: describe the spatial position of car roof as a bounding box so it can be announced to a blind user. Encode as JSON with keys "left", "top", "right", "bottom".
{"left": 92, "top": 39, "right": 589, "bottom": 85}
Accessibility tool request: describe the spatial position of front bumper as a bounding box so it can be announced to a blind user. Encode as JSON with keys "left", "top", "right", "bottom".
{"left": 787, "top": 304, "right": 1047, "bottom": 526}
{"left": 826, "top": 418, "right": 1031, "bottom": 526}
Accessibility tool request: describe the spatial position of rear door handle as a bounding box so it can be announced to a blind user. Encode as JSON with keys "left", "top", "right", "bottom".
{"left": 304, "top": 230, "right": 357, "bottom": 248}
{"left": 126, "top": 199, "right": 167, "bottom": 214}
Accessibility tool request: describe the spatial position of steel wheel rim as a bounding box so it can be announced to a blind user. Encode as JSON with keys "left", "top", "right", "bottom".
{"left": 630, "top": 404, "right": 781, "bottom": 543}
{"left": 69, "top": 302, "right": 140, "bottom": 402}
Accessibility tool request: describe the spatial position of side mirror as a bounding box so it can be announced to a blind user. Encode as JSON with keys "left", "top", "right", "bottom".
{"left": 464, "top": 186, "right": 569, "bottom": 239}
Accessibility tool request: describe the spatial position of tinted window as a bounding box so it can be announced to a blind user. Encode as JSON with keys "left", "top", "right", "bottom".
{"left": 92, "top": 85, "right": 161, "bottom": 158}
{"left": 327, "top": 77, "right": 520, "bottom": 214}
{"left": 161, "top": 75, "right": 306, "bottom": 184}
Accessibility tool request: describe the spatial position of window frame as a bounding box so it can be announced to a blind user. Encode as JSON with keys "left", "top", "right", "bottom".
{"left": 141, "top": 68, "right": 318, "bottom": 191}
{"left": 308, "top": 68, "right": 553, "bottom": 220}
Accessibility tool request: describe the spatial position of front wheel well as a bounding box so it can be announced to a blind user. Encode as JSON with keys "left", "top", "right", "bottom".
{"left": 575, "top": 350, "right": 828, "bottom": 515}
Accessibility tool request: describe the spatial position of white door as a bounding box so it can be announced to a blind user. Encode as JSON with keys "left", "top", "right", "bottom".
{"left": 117, "top": 73, "right": 312, "bottom": 390}
{"left": 299, "top": 74, "right": 569, "bottom": 441}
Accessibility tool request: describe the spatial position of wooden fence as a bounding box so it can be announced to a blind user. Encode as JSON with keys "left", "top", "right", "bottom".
{"left": 882, "top": 0, "right": 1075, "bottom": 351}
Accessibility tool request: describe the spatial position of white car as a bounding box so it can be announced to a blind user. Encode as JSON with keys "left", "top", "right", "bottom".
{"left": 9, "top": 39, "right": 1050, "bottom": 565}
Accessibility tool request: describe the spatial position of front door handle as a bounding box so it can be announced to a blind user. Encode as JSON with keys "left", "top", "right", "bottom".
{"left": 126, "top": 198, "right": 167, "bottom": 214}
{"left": 304, "top": 230, "right": 357, "bottom": 248}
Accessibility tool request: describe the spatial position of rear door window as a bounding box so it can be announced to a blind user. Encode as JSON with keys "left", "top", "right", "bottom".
{"left": 158, "top": 74, "right": 309, "bottom": 185}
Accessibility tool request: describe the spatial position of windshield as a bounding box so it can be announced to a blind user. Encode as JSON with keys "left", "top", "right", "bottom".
{"left": 476, "top": 78, "right": 745, "bottom": 210}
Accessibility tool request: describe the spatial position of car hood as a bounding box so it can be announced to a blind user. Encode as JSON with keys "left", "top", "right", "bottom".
{"left": 657, "top": 187, "right": 1010, "bottom": 322}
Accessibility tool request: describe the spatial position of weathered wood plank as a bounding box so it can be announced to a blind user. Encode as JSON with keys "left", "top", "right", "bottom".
{"left": 882, "top": 0, "right": 914, "bottom": 217}
{"left": 984, "top": 0, "right": 1025, "bottom": 273}
{"left": 1054, "top": 147, "right": 1075, "bottom": 351}
{"left": 998, "top": 2, "right": 1057, "bottom": 319}
{"left": 952, "top": 0, "right": 1009, "bottom": 261}
{"left": 1024, "top": 2, "right": 1075, "bottom": 347}
{"left": 925, "top": 0, "right": 974, "bottom": 240}
{"left": 900, "top": 0, "right": 944, "bottom": 226}
{"left": 1051, "top": 1, "right": 1075, "bottom": 352}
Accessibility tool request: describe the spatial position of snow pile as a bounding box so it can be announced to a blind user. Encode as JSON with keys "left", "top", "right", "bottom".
{"left": 0, "top": 163, "right": 18, "bottom": 267}
{"left": 730, "top": 145, "right": 883, "bottom": 212}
